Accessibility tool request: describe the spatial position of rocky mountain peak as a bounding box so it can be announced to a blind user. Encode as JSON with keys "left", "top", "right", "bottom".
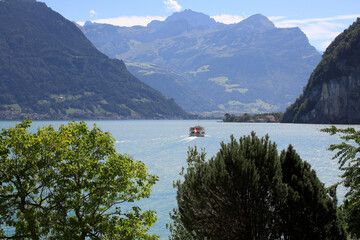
{"left": 236, "top": 14, "right": 275, "bottom": 31}
{"left": 148, "top": 9, "right": 223, "bottom": 29}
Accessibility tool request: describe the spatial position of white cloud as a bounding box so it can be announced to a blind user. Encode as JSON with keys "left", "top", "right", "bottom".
{"left": 300, "top": 22, "right": 343, "bottom": 40}
{"left": 273, "top": 15, "right": 359, "bottom": 39}
{"left": 272, "top": 14, "right": 360, "bottom": 50}
{"left": 274, "top": 14, "right": 360, "bottom": 26}
{"left": 163, "top": 0, "right": 182, "bottom": 12}
{"left": 89, "top": 10, "right": 97, "bottom": 18}
{"left": 268, "top": 16, "right": 285, "bottom": 22}
{"left": 212, "top": 14, "right": 244, "bottom": 24}
{"left": 87, "top": 16, "right": 166, "bottom": 27}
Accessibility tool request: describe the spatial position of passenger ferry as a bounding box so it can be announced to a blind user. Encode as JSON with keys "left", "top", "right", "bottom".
{"left": 189, "top": 125, "right": 205, "bottom": 137}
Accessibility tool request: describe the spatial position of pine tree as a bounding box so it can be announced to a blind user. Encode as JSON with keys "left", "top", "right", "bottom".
{"left": 280, "top": 145, "right": 346, "bottom": 240}
{"left": 175, "top": 133, "right": 285, "bottom": 240}
{"left": 170, "top": 133, "right": 346, "bottom": 240}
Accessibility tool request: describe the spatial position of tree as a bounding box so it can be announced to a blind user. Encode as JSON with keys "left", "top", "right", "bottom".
{"left": 174, "top": 133, "right": 284, "bottom": 240}
{"left": 280, "top": 145, "right": 346, "bottom": 240}
{"left": 321, "top": 126, "right": 360, "bottom": 238}
{"left": 0, "top": 120, "right": 159, "bottom": 239}
{"left": 166, "top": 208, "right": 193, "bottom": 240}
{"left": 170, "top": 132, "right": 346, "bottom": 240}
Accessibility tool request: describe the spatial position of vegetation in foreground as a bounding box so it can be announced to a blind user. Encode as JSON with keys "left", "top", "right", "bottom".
{"left": 168, "top": 132, "right": 347, "bottom": 240}
{"left": 0, "top": 120, "right": 159, "bottom": 239}
{"left": 1, "top": 120, "right": 359, "bottom": 240}
{"left": 322, "top": 126, "right": 360, "bottom": 239}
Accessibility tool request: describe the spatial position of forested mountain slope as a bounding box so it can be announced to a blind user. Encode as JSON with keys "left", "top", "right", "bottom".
{"left": 0, "top": 0, "right": 187, "bottom": 119}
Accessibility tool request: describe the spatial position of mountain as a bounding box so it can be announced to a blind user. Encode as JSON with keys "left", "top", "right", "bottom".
{"left": 148, "top": 9, "right": 224, "bottom": 29}
{"left": 81, "top": 10, "right": 321, "bottom": 114}
{"left": 235, "top": 14, "right": 275, "bottom": 30}
{"left": 281, "top": 18, "right": 360, "bottom": 124}
{"left": 0, "top": 0, "right": 188, "bottom": 119}
{"left": 125, "top": 63, "right": 217, "bottom": 112}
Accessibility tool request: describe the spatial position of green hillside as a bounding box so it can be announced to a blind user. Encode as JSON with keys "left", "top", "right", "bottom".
{"left": 0, "top": 0, "right": 188, "bottom": 119}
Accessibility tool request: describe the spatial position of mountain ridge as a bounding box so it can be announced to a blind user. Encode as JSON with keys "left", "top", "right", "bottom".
{"left": 148, "top": 9, "right": 223, "bottom": 29}
{"left": 235, "top": 14, "right": 275, "bottom": 31}
{"left": 81, "top": 10, "right": 321, "bottom": 114}
{"left": 0, "top": 0, "right": 188, "bottom": 119}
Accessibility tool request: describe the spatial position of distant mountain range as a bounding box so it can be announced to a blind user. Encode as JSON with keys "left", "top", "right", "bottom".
{"left": 81, "top": 10, "right": 321, "bottom": 114}
{"left": 0, "top": 0, "right": 187, "bottom": 119}
{"left": 125, "top": 63, "right": 217, "bottom": 112}
{"left": 282, "top": 18, "right": 360, "bottom": 124}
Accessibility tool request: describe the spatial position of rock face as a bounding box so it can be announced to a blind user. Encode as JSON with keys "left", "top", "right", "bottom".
{"left": 0, "top": 0, "right": 188, "bottom": 119}
{"left": 282, "top": 18, "right": 360, "bottom": 124}
{"left": 148, "top": 9, "right": 224, "bottom": 29}
{"left": 81, "top": 10, "right": 321, "bottom": 114}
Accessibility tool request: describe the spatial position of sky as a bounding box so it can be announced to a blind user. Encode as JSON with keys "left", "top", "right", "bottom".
{"left": 40, "top": 0, "right": 360, "bottom": 51}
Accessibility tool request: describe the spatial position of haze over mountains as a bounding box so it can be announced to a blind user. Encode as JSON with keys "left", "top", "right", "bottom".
{"left": 0, "top": 0, "right": 187, "bottom": 119}
{"left": 81, "top": 10, "right": 321, "bottom": 114}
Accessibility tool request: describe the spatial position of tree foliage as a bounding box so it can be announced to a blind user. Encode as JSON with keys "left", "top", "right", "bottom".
{"left": 166, "top": 208, "right": 193, "bottom": 240}
{"left": 279, "top": 145, "right": 345, "bottom": 239}
{"left": 170, "top": 132, "right": 346, "bottom": 240}
{"left": 321, "top": 126, "right": 360, "bottom": 238}
{"left": 0, "top": 120, "right": 159, "bottom": 239}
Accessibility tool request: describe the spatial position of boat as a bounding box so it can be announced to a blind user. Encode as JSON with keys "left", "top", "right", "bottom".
{"left": 189, "top": 125, "right": 205, "bottom": 137}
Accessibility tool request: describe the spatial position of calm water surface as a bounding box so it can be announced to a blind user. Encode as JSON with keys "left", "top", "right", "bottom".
{"left": 1, "top": 120, "right": 358, "bottom": 239}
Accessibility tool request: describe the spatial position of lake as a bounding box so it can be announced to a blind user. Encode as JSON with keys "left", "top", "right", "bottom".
{"left": 0, "top": 120, "right": 358, "bottom": 239}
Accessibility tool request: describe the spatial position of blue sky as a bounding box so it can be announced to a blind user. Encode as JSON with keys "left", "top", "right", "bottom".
{"left": 41, "top": 0, "right": 360, "bottom": 51}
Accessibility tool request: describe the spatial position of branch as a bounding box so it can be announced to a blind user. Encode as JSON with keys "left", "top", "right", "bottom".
{"left": 0, "top": 234, "right": 31, "bottom": 239}
{"left": 0, "top": 194, "right": 16, "bottom": 198}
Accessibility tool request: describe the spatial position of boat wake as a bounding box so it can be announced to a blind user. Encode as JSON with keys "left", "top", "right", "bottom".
{"left": 115, "top": 140, "right": 131, "bottom": 143}
{"left": 178, "top": 135, "right": 201, "bottom": 143}
{"left": 115, "top": 134, "right": 206, "bottom": 145}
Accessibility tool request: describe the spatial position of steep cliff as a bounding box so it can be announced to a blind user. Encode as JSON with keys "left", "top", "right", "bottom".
{"left": 282, "top": 18, "right": 360, "bottom": 124}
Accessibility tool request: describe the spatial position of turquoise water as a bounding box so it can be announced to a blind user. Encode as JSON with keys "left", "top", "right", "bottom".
{"left": 1, "top": 120, "right": 358, "bottom": 239}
